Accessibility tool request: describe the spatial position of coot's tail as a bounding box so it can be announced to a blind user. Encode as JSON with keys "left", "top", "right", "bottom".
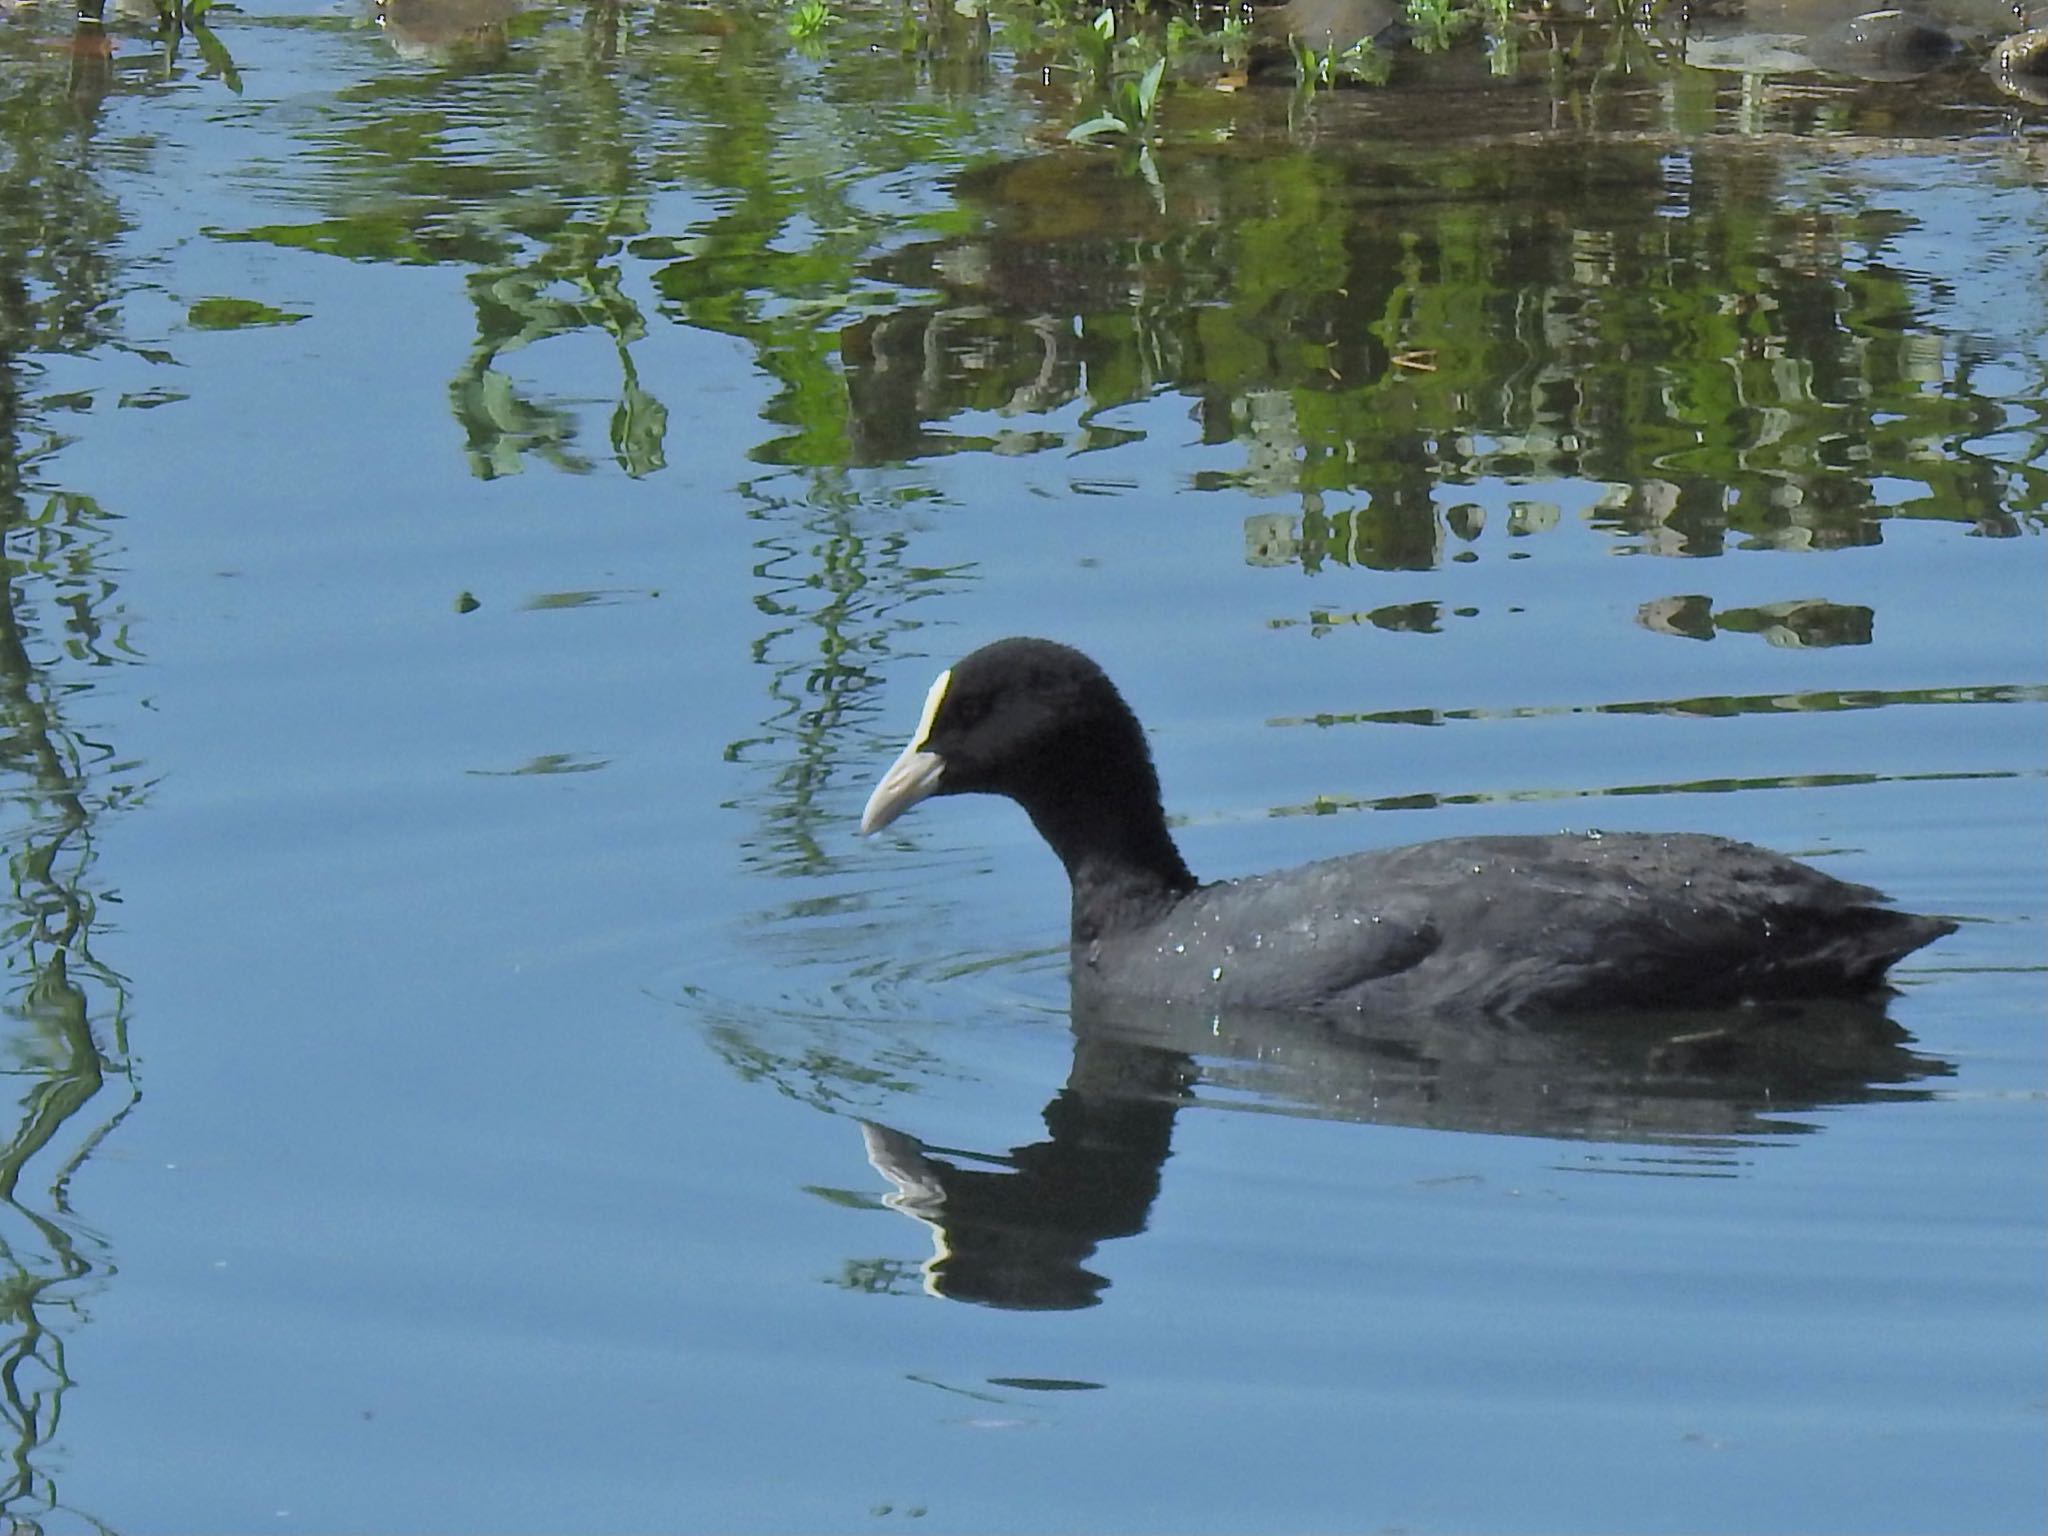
{"left": 1769, "top": 906, "right": 1957, "bottom": 996}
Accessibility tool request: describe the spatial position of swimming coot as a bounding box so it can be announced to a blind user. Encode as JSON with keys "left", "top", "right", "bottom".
{"left": 860, "top": 638, "right": 1955, "bottom": 1017}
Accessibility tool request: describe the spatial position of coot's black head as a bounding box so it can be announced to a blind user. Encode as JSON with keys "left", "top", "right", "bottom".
{"left": 861, "top": 639, "right": 1196, "bottom": 925}
{"left": 860, "top": 639, "right": 1143, "bottom": 831}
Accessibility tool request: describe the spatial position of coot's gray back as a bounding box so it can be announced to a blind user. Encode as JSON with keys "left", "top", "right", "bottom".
{"left": 1076, "top": 832, "right": 1954, "bottom": 1018}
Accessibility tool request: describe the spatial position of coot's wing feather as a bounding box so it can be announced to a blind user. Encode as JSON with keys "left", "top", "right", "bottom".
{"left": 1089, "top": 833, "right": 1952, "bottom": 1017}
{"left": 1335, "top": 833, "right": 1947, "bottom": 1012}
{"left": 1078, "top": 857, "right": 1444, "bottom": 1015}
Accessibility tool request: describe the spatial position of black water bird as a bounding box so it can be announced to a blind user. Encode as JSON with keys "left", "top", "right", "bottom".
{"left": 860, "top": 638, "right": 1954, "bottom": 1018}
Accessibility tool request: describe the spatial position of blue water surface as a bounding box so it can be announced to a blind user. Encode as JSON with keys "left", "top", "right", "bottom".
{"left": 0, "top": 0, "right": 2042, "bottom": 1530}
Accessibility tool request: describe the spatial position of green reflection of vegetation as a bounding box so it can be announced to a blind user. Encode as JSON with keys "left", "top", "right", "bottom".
{"left": 142, "top": 0, "right": 244, "bottom": 94}
{"left": 690, "top": 477, "right": 970, "bottom": 1113}
{"left": 708, "top": 1020, "right": 923, "bottom": 1107}
{"left": 829, "top": 1258, "right": 923, "bottom": 1297}
{"left": 1269, "top": 681, "right": 2048, "bottom": 729}
{"left": 2, "top": 16, "right": 151, "bottom": 1530}
{"left": 186, "top": 296, "right": 307, "bottom": 330}
{"left": 0, "top": 525, "right": 141, "bottom": 1534}
{"left": 864, "top": 122, "right": 2035, "bottom": 560}
{"left": 187, "top": 0, "right": 2047, "bottom": 546}
{"left": 212, "top": 0, "right": 1006, "bottom": 478}
{"left": 1639, "top": 595, "right": 1876, "bottom": 648}
{"left": 1255, "top": 685, "right": 2046, "bottom": 818}
{"left": 731, "top": 479, "right": 969, "bottom": 880}
{"left": 1271, "top": 765, "right": 2030, "bottom": 821}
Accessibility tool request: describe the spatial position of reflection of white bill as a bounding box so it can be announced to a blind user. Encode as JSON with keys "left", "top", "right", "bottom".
{"left": 860, "top": 1120, "right": 953, "bottom": 1298}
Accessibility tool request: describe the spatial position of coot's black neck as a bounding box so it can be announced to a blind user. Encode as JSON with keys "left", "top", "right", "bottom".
{"left": 1013, "top": 764, "right": 1199, "bottom": 946}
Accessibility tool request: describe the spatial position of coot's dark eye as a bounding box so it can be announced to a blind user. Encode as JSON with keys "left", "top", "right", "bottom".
{"left": 942, "top": 693, "right": 990, "bottom": 736}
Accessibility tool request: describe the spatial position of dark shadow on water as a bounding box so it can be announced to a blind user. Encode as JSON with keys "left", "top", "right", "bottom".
{"left": 858, "top": 992, "right": 1951, "bottom": 1311}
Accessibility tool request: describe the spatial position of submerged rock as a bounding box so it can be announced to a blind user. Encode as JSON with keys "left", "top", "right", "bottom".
{"left": 1270, "top": 0, "right": 1402, "bottom": 56}
{"left": 1807, "top": 9, "right": 1964, "bottom": 79}
{"left": 1989, "top": 25, "right": 2048, "bottom": 102}
{"left": 1681, "top": 0, "right": 2015, "bottom": 81}
{"left": 375, "top": 0, "right": 522, "bottom": 58}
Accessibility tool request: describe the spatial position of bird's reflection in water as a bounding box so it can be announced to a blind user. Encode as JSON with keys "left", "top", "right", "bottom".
{"left": 860, "top": 995, "right": 1951, "bottom": 1311}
